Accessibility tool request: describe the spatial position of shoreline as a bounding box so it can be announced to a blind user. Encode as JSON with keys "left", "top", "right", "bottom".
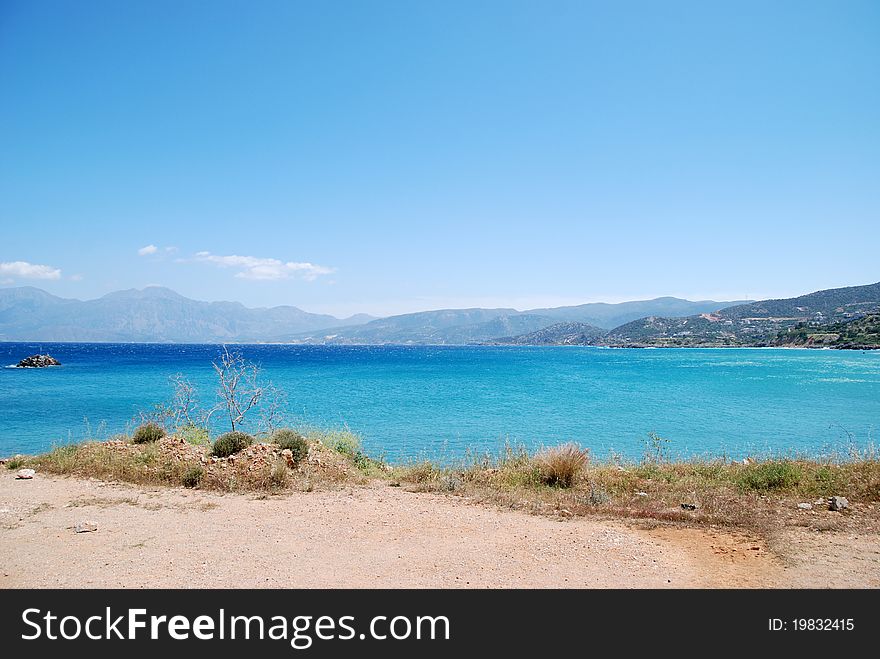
{"left": 3, "top": 432, "right": 878, "bottom": 589}
{"left": 3, "top": 463, "right": 878, "bottom": 589}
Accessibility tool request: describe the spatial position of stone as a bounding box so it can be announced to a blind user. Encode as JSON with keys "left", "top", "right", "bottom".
{"left": 559, "top": 509, "right": 574, "bottom": 518}
{"left": 680, "top": 503, "right": 698, "bottom": 511}
{"left": 16, "top": 469, "right": 35, "bottom": 480}
{"left": 74, "top": 521, "right": 98, "bottom": 533}
{"left": 636, "top": 491, "right": 648, "bottom": 497}
{"left": 797, "top": 503, "right": 813, "bottom": 510}
{"left": 16, "top": 354, "right": 61, "bottom": 368}
{"left": 441, "top": 475, "right": 462, "bottom": 492}
{"left": 828, "top": 496, "right": 849, "bottom": 511}
{"left": 281, "top": 448, "right": 295, "bottom": 467}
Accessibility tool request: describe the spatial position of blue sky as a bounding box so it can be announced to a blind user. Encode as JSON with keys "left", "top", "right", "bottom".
{"left": 1, "top": 1, "right": 878, "bottom": 317}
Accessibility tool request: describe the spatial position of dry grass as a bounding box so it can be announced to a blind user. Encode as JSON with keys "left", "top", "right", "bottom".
{"left": 534, "top": 443, "right": 589, "bottom": 487}
{"left": 392, "top": 447, "right": 880, "bottom": 532}
{"left": 15, "top": 434, "right": 880, "bottom": 534}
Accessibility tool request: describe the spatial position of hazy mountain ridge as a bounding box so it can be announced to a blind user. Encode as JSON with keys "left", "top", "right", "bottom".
{"left": 0, "top": 286, "right": 375, "bottom": 343}
{"left": 524, "top": 297, "right": 752, "bottom": 329}
{"left": 294, "top": 298, "right": 748, "bottom": 345}
{"left": 3, "top": 284, "right": 875, "bottom": 347}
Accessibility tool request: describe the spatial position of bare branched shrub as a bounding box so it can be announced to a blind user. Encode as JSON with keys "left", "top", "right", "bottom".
{"left": 535, "top": 443, "right": 589, "bottom": 488}
{"left": 135, "top": 374, "right": 206, "bottom": 435}
{"left": 258, "top": 383, "right": 287, "bottom": 435}
{"left": 169, "top": 374, "right": 199, "bottom": 428}
{"left": 209, "top": 347, "right": 264, "bottom": 432}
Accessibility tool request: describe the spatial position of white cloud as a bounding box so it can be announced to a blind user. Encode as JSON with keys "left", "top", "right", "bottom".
{"left": 194, "top": 251, "right": 335, "bottom": 281}
{"left": 0, "top": 261, "right": 62, "bottom": 280}
{"left": 138, "top": 244, "right": 159, "bottom": 256}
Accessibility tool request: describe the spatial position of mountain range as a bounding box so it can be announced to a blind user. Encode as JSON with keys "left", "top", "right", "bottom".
{"left": 2, "top": 282, "right": 877, "bottom": 347}
{"left": 0, "top": 286, "right": 744, "bottom": 344}
{"left": 288, "top": 298, "right": 748, "bottom": 345}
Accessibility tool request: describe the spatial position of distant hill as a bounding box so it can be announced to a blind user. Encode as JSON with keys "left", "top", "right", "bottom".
{"left": 291, "top": 297, "right": 744, "bottom": 345}
{"left": 295, "top": 308, "right": 532, "bottom": 344}
{"left": 603, "top": 282, "right": 880, "bottom": 347}
{"left": 772, "top": 313, "right": 880, "bottom": 349}
{"left": 0, "top": 286, "right": 374, "bottom": 343}
{"left": 490, "top": 322, "right": 607, "bottom": 346}
{"left": 524, "top": 297, "right": 751, "bottom": 329}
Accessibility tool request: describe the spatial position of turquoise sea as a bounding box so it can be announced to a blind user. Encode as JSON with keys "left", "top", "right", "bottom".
{"left": 1, "top": 342, "right": 878, "bottom": 462}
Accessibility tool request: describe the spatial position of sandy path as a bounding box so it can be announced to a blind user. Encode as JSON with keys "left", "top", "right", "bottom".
{"left": 0, "top": 472, "right": 872, "bottom": 588}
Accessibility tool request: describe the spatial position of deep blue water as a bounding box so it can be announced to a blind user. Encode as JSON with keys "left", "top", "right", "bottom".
{"left": 1, "top": 342, "right": 878, "bottom": 462}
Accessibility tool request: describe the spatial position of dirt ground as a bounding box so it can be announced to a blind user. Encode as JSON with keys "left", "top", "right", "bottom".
{"left": 1, "top": 472, "right": 877, "bottom": 588}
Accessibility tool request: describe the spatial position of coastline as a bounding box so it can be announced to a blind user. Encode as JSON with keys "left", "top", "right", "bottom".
{"left": 3, "top": 441, "right": 878, "bottom": 588}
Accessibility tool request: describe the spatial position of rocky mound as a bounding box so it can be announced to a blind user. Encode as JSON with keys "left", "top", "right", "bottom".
{"left": 17, "top": 354, "right": 61, "bottom": 368}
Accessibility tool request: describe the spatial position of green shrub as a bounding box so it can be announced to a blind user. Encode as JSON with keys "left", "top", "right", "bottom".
{"left": 316, "top": 429, "right": 374, "bottom": 470}
{"left": 211, "top": 431, "right": 253, "bottom": 458}
{"left": 535, "top": 443, "right": 589, "bottom": 488}
{"left": 804, "top": 464, "right": 850, "bottom": 496}
{"left": 738, "top": 460, "right": 802, "bottom": 491}
{"left": 178, "top": 424, "right": 211, "bottom": 446}
{"left": 5, "top": 456, "right": 26, "bottom": 470}
{"left": 272, "top": 429, "right": 308, "bottom": 464}
{"left": 132, "top": 422, "right": 166, "bottom": 444}
{"left": 182, "top": 466, "right": 204, "bottom": 488}
{"left": 320, "top": 429, "right": 361, "bottom": 455}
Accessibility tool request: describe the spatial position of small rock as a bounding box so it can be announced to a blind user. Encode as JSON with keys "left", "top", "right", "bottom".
{"left": 559, "top": 509, "right": 573, "bottom": 518}
{"left": 74, "top": 521, "right": 98, "bottom": 533}
{"left": 281, "top": 448, "right": 296, "bottom": 468}
{"left": 829, "top": 496, "right": 849, "bottom": 511}
{"left": 636, "top": 491, "right": 648, "bottom": 497}
{"left": 16, "top": 469, "right": 35, "bottom": 480}
{"left": 680, "top": 503, "right": 697, "bottom": 511}
{"left": 16, "top": 354, "right": 61, "bottom": 368}
{"left": 797, "top": 503, "right": 813, "bottom": 510}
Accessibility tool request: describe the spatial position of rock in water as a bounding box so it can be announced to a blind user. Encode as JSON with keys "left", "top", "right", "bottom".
{"left": 16, "top": 469, "right": 35, "bottom": 479}
{"left": 17, "top": 354, "right": 61, "bottom": 368}
{"left": 74, "top": 521, "right": 98, "bottom": 533}
{"left": 828, "top": 496, "right": 849, "bottom": 511}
